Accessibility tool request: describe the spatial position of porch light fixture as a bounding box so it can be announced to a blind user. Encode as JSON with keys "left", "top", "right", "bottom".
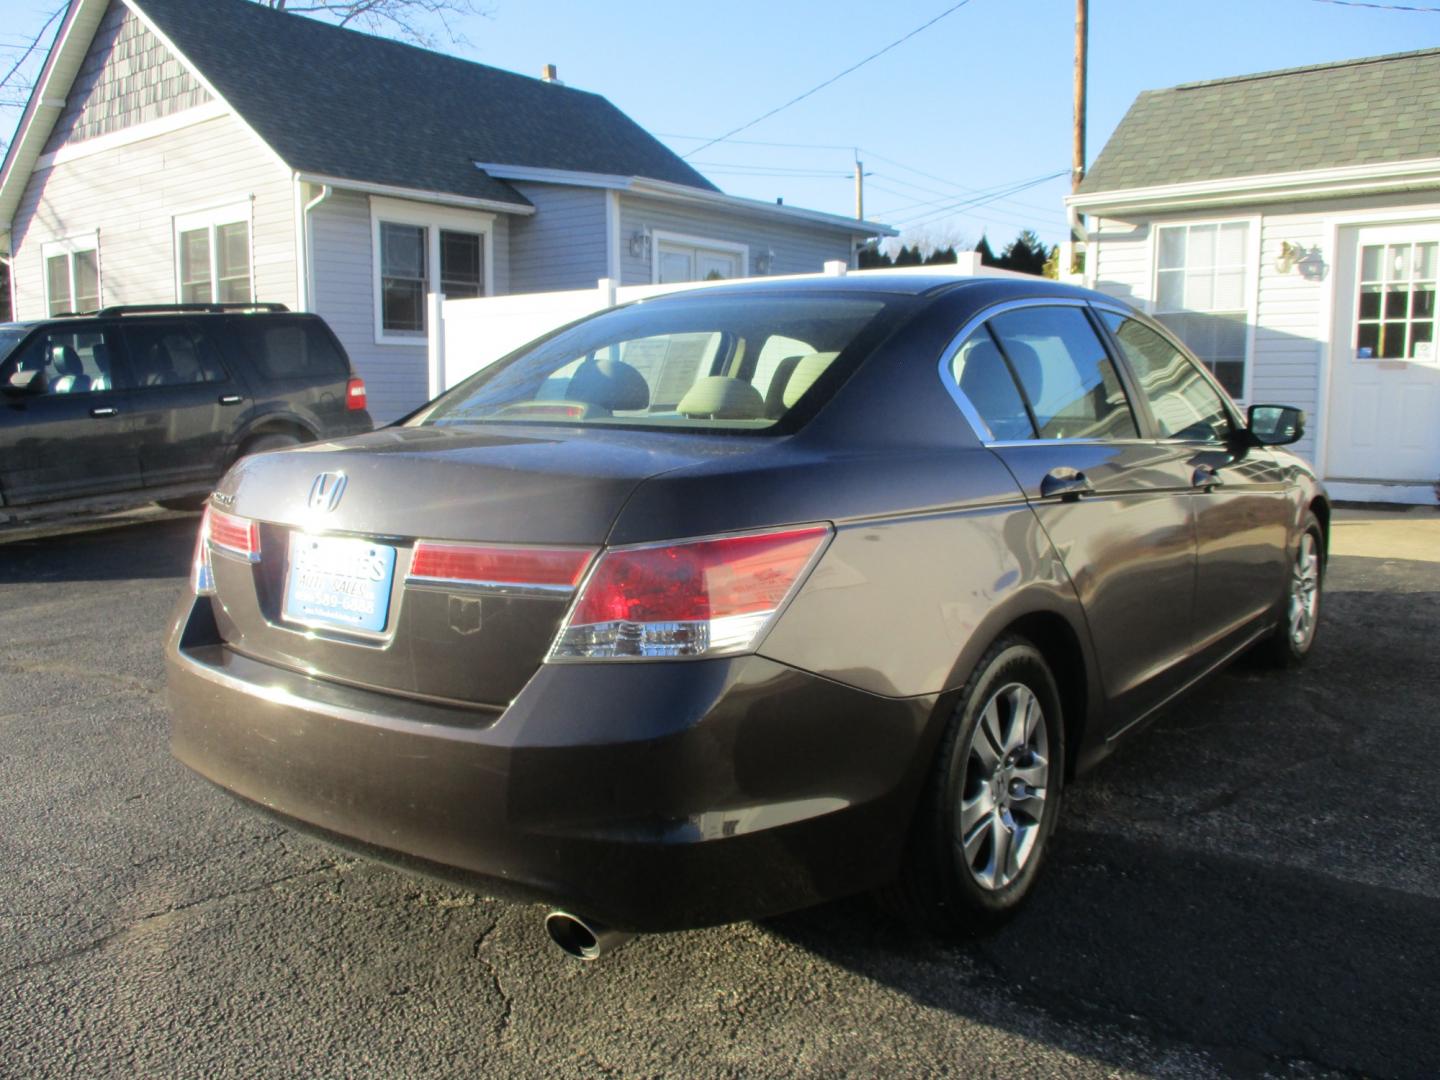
{"left": 755, "top": 249, "right": 776, "bottom": 274}
{"left": 628, "top": 230, "right": 651, "bottom": 260}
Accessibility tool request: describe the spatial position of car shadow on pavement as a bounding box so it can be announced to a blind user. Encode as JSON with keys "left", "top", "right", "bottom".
{"left": 763, "top": 825, "right": 1439, "bottom": 1078}
{"left": 0, "top": 515, "right": 198, "bottom": 583}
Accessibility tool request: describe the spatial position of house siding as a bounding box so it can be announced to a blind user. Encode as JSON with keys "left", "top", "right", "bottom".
{"left": 617, "top": 194, "right": 860, "bottom": 285}
{"left": 308, "top": 189, "right": 516, "bottom": 423}
{"left": 11, "top": 111, "right": 296, "bottom": 320}
{"left": 506, "top": 183, "right": 608, "bottom": 293}
{"left": 1085, "top": 190, "right": 1440, "bottom": 471}
{"left": 43, "top": 0, "right": 212, "bottom": 153}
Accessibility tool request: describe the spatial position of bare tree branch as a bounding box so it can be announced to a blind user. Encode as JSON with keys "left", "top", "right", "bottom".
{"left": 0, "top": 4, "right": 66, "bottom": 155}
{"left": 260, "top": 0, "right": 492, "bottom": 47}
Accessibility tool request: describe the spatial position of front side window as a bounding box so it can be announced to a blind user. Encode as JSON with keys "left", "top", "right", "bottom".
{"left": 985, "top": 306, "right": 1138, "bottom": 440}
{"left": 1101, "top": 312, "right": 1233, "bottom": 443}
{"left": 175, "top": 209, "right": 252, "bottom": 304}
{"left": 1153, "top": 221, "right": 1250, "bottom": 398}
{"left": 0, "top": 327, "right": 121, "bottom": 394}
{"left": 419, "top": 295, "right": 889, "bottom": 433}
{"left": 43, "top": 238, "right": 100, "bottom": 316}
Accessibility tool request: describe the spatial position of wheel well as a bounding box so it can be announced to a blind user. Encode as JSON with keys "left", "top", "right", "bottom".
{"left": 1005, "top": 611, "right": 1089, "bottom": 779}
{"left": 1309, "top": 495, "right": 1331, "bottom": 557}
{"left": 239, "top": 421, "right": 313, "bottom": 453}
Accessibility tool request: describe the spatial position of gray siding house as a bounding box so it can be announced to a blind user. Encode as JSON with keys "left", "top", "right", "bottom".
{"left": 1069, "top": 49, "right": 1440, "bottom": 504}
{"left": 0, "top": 0, "right": 891, "bottom": 421}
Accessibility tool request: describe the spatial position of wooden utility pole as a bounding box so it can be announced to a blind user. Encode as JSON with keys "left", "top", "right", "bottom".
{"left": 1073, "top": 0, "right": 1088, "bottom": 192}
{"left": 853, "top": 151, "right": 865, "bottom": 221}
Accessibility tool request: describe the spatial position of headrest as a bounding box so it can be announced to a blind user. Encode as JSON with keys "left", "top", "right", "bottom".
{"left": 51, "top": 345, "right": 82, "bottom": 376}
{"left": 781, "top": 352, "right": 839, "bottom": 409}
{"left": 567, "top": 356, "right": 649, "bottom": 412}
{"left": 763, "top": 354, "right": 805, "bottom": 417}
{"left": 677, "top": 376, "right": 765, "bottom": 419}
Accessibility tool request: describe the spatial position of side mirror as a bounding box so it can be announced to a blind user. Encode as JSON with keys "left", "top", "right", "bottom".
{"left": 2, "top": 368, "right": 47, "bottom": 396}
{"left": 1247, "top": 403, "right": 1305, "bottom": 446}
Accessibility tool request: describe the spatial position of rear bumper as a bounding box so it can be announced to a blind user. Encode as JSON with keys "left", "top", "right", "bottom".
{"left": 166, "top": 596, "right": 937, "bottom": 931}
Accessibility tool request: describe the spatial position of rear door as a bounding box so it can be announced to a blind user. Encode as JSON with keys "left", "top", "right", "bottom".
{"left": 217, "top": 316, "right": 354, "bottom": 436}
{"left": 0, "top": 323, "right": 139, "bottom": 505}
{"left": 121, "top": 319, "right": 240, "bottom": 488}
{"left": 948, "top": 300, "right": 1199, "bottom": 730}
{"left": 1098, "top": 309, "right": 1291, "bottom": 656}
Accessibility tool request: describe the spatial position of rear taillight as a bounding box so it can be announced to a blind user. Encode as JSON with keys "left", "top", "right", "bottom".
{"left": 191, "top": 507, "right": 215, "bottom": 596}
{"left": 407, "top": 541, "right": 594, "bottom": 594}
{"left": 345, "top": 376, "right": 367, "bottom": 411}
{"left": 207, "top": 507, "right": 260, "bottom": 562}
{"left": 548, "top": 525, "right": 832, "bottom": 661}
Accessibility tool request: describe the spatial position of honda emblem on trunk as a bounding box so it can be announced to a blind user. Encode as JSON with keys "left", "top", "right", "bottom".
{"left": 307, "top": 472, "right": 347, "bottom": 513}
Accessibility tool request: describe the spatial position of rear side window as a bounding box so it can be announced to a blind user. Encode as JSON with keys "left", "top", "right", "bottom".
{"left": 226, "top": 319, "right": 349, "bottom": 380}
{"left": 949, "top": 327, "right": 1034, "bottom": 440}
{"left": 125, "top": 322, "right": 229, "bottom": 387}
{"left": 1100, "top": 312, "right": 1233, "bottom": 443}
{"left": 987, "top": 307, "right": 1138, "bottom": 440}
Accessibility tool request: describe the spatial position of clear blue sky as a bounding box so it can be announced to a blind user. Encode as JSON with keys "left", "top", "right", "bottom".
{"left": 4, "top": 0, "right": 1438, "bottom": 250}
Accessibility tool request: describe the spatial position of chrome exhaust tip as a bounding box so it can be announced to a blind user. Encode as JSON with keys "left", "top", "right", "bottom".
{"left": 544, "top": 910, "right": 634, "bottom": 961}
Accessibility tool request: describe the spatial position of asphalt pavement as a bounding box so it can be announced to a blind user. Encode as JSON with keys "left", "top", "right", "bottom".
{"left": 1, "top": 513, "right": 1436, "bottom": 1078}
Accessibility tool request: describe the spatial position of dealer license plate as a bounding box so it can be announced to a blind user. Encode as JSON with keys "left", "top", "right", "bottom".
{"left": 283, "top": 532, "right": 396, "bottom": 634}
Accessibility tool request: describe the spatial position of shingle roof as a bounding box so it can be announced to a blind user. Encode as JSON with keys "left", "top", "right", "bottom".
{"left": 131, "top": 0, "right": 718, "bottom": 208}
{"left": 1078, "top": 47, "right": 1440, "bottom": 195}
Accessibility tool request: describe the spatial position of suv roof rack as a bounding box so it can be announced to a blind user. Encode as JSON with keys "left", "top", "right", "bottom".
{"left": 93, "top": 302, "right": 291, "bottom": 317}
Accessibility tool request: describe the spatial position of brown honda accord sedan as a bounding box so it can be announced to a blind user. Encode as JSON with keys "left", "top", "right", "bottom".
{"left": 167, "top": 275, "right": 1326, "bottom": 959}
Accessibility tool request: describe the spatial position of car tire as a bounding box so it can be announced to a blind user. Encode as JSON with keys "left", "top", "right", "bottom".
{"left": 155, "top": 494, "right": 209, "bottom": 512}
{"left": 882, "top": 635, "right": 1065, "bottom": 938}
{"left": 237, "top": 432, "right": 303, "bottom": 459}
{"left": 1255, "top": 510, "right": 1324, "bottom": 668}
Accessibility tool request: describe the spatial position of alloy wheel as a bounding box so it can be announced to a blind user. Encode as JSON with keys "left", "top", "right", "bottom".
{"left": 957, "top": 682, "right": 1050, "bottom": 891}
{"left": 1289, "top": 532, "right": 1321, "bottom": 650}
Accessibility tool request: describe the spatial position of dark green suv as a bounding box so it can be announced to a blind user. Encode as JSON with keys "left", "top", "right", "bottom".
{"left": 0, "top": 303, "right": 372, "bottom": 524}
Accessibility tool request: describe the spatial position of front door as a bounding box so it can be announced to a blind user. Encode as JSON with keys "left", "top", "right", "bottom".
{"left": 1327, "top": 225, "right": 1440, "bottom": 492}
{"left": 0, "top": 323, "right": 139, "bottom": 506}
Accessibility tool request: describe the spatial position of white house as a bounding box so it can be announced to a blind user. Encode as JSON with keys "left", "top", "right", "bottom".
{"left": 1069, "top": 48, "right": 1440, "bottom": 505}
{"left": 0, "top": 0, "right": 891, "bottom": 422}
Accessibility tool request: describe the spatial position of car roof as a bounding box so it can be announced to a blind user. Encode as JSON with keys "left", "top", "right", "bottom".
{"left": 632, "top": 273, "right": 1108, "bottom": 306}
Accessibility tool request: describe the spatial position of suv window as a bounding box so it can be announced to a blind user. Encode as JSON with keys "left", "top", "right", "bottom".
{"left": 125, "top": 322, "right": 229, "bottom": 387}
{"left": 226, "top": 319, "right": 349, "bottom": 380}
{"left": 987, "top": 306, "right": 1138, "bottom": 440}
{"left": 1100, "top": 312, "right": 1233, "bottom": 443}
{"left": 0, "top": 326, "right": 123, "bottom": 394}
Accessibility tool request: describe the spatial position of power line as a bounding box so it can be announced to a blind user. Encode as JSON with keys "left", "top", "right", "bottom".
{"left": 860, "top": 148, "right": 1069, "bottom": 218}
{"left": 659, "top": 133, "right": 859, "bottom": 151}
{"left": 868, "top": 171, "right": 1068, "bottom": 221}
{"left": 681, "top": 0, "right": 976, "bottom": 157}
{"left": 889, "top": 171, "right": 1068, "bottom": 229}
{"left": 1309, "top": 0, "right": 1440, "bottom": 10}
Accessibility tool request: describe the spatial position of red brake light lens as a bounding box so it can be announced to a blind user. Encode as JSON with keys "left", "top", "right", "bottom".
{"left": 191, "top": 506, "right": 215, "bottom": 595}
{"left": 408, "top": 541, "right": 594, "bottom": 592}
{"left": 207, "top": 507, "right": 260, "bottom": 561}
{"left": 346, "top": 376, "right": 367, "bottom": 411}
{"left": 550, "top": 525, "right": 831, "bottom": 661}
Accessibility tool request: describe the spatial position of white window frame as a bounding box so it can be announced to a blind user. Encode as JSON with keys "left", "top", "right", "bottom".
{"left": 1148, "top": 215, "right": 1260, "bottom": 403}
{"left": 41, "top": 232, "right": 101, "bottom": 315}
{"left": 370, "top": 196, "right": 495, "bottom": 346}
{"left": 173, "top": 201, "right": 254, "bottom": 305}
{"left": 650, "top": 230, "right": 749, "bottom": 286}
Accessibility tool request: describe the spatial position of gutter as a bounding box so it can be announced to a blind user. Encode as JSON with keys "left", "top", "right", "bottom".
{"left": 297, "top": 180, "right": 333, "bottom": 312}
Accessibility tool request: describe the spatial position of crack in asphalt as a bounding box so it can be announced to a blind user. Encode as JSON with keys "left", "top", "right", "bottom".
{"left": 0, "top": 860, "right": 346, "bottom": 983}
{"left": 469, "top": 918, "right": 513, "bottom": 1040}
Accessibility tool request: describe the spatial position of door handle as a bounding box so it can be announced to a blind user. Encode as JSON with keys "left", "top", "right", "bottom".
{"left": 89, "top": 406, "right": 119, "bottom": 418}
{"left": 1040, "top": 469, "right": 1094, "bottom": 501}
{"left": 218, "top": 394, "right": 243, "bottom": 406}
{"left": 1192, "top": 464, "right": 1224, "bottom": 490}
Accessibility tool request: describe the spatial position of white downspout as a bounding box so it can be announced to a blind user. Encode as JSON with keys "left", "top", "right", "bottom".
{"left": 295, "top": 179, "right": 333, "bottom": 312}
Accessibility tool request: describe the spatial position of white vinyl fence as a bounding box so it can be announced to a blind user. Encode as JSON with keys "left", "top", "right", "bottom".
{"left": 428, "top": 253, "right": 1026, "bottom": 394}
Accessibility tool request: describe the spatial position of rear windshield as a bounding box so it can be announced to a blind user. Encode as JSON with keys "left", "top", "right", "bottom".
{"left": 415, "top": 295, "right": 890, "bottom": 433}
